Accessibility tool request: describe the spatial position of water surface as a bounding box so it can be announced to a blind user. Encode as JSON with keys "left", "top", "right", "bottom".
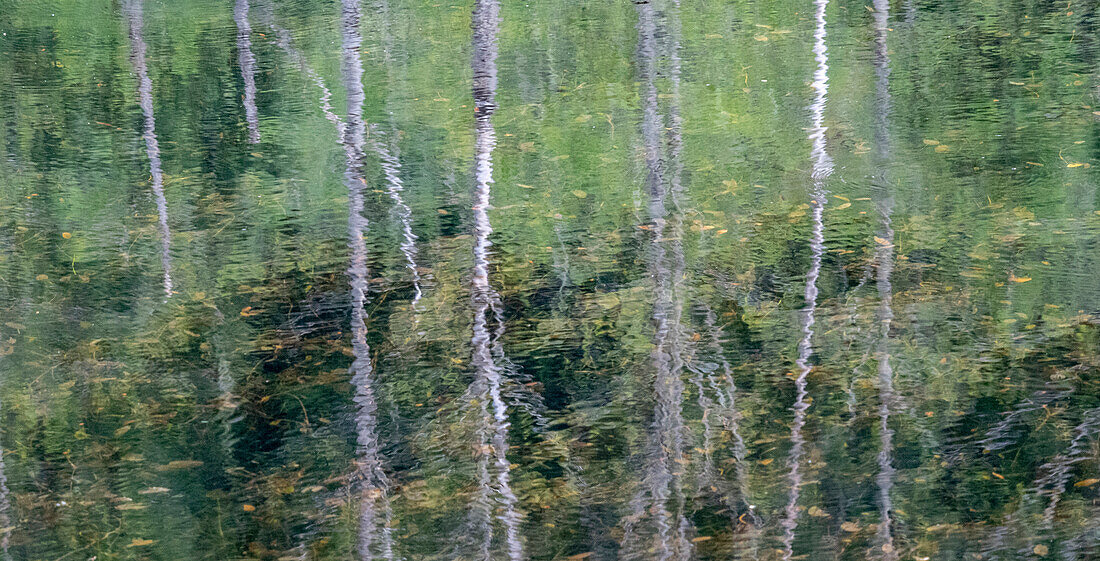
{"left": 2, "top": 0, "right": 1100, "bottom": 559}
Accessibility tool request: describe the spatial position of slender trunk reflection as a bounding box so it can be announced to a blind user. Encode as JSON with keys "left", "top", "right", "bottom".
{"left": 620, "top": 1, "right": 692, "bottom": 559}
{"left": 870, "top": 1, "right": 897, "bottom": 559}
{"left": 984, "top": 408, "right": 1100, "bottom": 557}
{"left": 0, "top": 374, "right": 10, "bottom": 561}
{"left": 235, "top": 0, "right": 261, "bottom": 144}
{"left": 372, "top": 128, "right": 422, "bottom": 308}
{"left": 687, "top": 302, "right": 758, "bottom": 556}
{"left": 260, "top": 3, "right": 423, "bottom": 309}
{"left": 374, "top": 0, "right": 423, "bottom": 309}
{"left": 124, "top": 0, "right": 173, "bottom": 298}
{"left": 464, "top": 0, "right": 524, "bottom": 558}
{"left": 781, "top": 0, "right": 832, "bottom": 557}
{"left": 341, "top": 2, "right": 396, "bottom": 559}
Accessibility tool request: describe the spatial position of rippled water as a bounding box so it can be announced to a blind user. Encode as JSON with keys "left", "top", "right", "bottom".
{"left": 2, "top": 0, "right": 1100, "bottom": 559}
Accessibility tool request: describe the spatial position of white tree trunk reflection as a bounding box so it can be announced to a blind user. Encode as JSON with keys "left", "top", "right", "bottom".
{"left": 781, "top": 0, "right": 832, "bottom": 557}
{"left": 124, "top": 0, "right": 173, "bottom": 299}
{"left": 235, "top": 0, "right": 261, "bottom": 144}
{"left": 341, "top": 1, "right": 395, "bottom": 559}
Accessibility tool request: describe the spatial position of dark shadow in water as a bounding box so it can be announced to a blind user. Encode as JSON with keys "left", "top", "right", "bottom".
{"left": 780, "top": 0, "right": 832, "bottom": 557}
{"left": 235, "top": 0, "right": 261, "bottom": 144}
{"left": 123, "top": 0, "right": 173, "bottom": 299}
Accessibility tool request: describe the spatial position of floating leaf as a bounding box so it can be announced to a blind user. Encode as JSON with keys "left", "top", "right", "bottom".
{"left": 1074, "top": 478, "right": 1100, "bottom": 487}
{"left": 116, "top": 503, "right": 147, "bottom": 511}
{"left": 841, "top": 521, "right": 860, "bottom": 532}
{"left": 572, "top": 190, "right": 588, "bottom": 199}
{"left": 243, "top": 504, "right": 256, "bottom": 512}
{"left": 754, "top": 35, "right": 769, "bottom": 41}
{"left": 1009, "top": 275, "right": 1031, "bottom": 283}
{"left": 61, "top": 232, "right": 72, "bottom": 239}
{"left": 691, "top": 536, "right": 712, "bottom": 543}
{"left": 758, "top": 458, "right": 774, "bottom": 466}
{"left": 129, "top": 539, "right": 156, "bottom": 547}
{"left": 35, "top": 274, "right": 48, "bottom": 281}
{"left": 1067, "top": 163, "right": 1084, "bottom": 168}
{"left": 139, "top": 487, "right": 170, "bottom": 494}
{"left": 1034, "top": 544, "right": 1049, "bottom": 556}
{"left": 157, "top": 460, "right": 204, "bottom": 471}
{"left": 874, "top": 236, "right": 891, "bottom": 246}
{"left": 923, "top": 139, "right": 940, "bottom": 146}
{"left": 934, "top": 144, "right": 950, "bottom": 153}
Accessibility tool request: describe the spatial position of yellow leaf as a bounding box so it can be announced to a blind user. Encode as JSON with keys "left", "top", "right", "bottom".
{"left": 991, "top": 471, "right": 1004, "bottom": 479}
{"left": 754, "top": 35, "right": 769, "bottom": 41}
{"left": 1009, "top": 275, "right": 1031, "bottom": 283}
{"left": 1067, "top": 163, "right": 1084, "bottom": 168}
{"left": 243, "top": 504, "right": 256, "bottom": 512}
{"left": 129, "top": 539, "right": 156, "bottom": 547}
{"left": 833, "top": 202, "right": 851, "bottom": 210}
{"left": 61, "top": 232, "right": 72, "bottom": 239}
{"left": 874, "top": 236, "right": 891, "bottom": 246}
{"left": 841, "top": 522, "right": 860, "bottom": 532}
{"left": 692, "top": 536, "right": 712, "bottom": 543}
{"left": 759, "top": 458, "right": 774, "bottom": 466}
{"left": 116, "top": 503, "right": 147, "bottom": 511}
{"left": 934, "top": 144, "right": 950, "bottom": 153}
{"left": 923, "top": 139, "right": 940, "bottom": 146}
{"left": 35, "top": 274, "right": 48, "bottom": 281}
{"left": 1034, "top": 544, "right": 1049, "bottom": 556}
{"left": 572, "top": 190, "right": 588, "bottom": 198}
{"left": 1074, "top": 478, "right": 1100, "bottom": 487}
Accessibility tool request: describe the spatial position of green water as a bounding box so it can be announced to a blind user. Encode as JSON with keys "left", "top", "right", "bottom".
{"left": 2, "top": 0, "right": 1100, "bottom": 559}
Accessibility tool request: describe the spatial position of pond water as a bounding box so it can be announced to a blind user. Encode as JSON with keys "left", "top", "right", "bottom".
{"left": 2, "top": 0, "right": 1100, "bottom": 559}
